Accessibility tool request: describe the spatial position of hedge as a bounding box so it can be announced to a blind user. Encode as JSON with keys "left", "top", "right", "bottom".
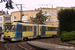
{"left": 58, "top": 9, "right": 75, "bottom": 36}
{"left": 60, "top": 31, "right": 75, "bottom": 42}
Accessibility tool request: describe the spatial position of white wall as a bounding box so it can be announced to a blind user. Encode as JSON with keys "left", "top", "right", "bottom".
{"left": 0, "top": 15, "right": 4, "bottom": 30}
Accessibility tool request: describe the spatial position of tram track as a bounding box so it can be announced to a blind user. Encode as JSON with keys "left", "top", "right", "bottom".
{"left": 4, "top": 42, "right": 10, "bottom": 50}
{"left": 17, "top": 42, "right": 28, "bottom": 50}
{"left": 1, "top": 37, "right": 58, "bottom": 50}
{"left": 4, "top": 42, "right": 27, "bottom": 50}
{"left": 3, "top": 41, "right": 36, "bottom": 50}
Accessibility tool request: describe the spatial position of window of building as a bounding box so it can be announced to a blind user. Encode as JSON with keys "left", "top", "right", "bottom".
{"left": 5, "top": 17, "right": 10, "bottom": 20}
{"left": 0, "top": 23, "right": 2, "bottom": 27}
{"left": 14, "top": 16, "right": 16, "bottom": 19}
{"left": 22, "top": 15, "right": 28, "bottom": 20}
{"left": 45, "top": 18, "right": 50, "bottom": 22}
{"left": 43, "top": 11, "right": 50, "bottom": 16}
{"left": 52, "top": 18, "right": 55, "bottom": 22}
{"left": 0, "top": 17, "right": 2, "bottom": 21}
{"left": 52, "top": 11, "right": 55, "bottom": 15}
{"left": 33, "top": 15, "right": 36, "bottom": 18}
{"left": 14, "top": 16, "right": 16, "bottom": 21}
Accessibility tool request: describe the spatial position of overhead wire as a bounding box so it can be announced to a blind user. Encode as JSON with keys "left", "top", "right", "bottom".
{"left": 12, "top": 1, "right": 20, "bottom": 10}
{"left": 38, "top": 0, "right": 53, "bottom": 8}
{"left": 47, "top": 0, "right": 53, "bottom": 5}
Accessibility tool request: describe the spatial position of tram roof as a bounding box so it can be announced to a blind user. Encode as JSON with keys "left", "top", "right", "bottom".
{"left": 4, "top": 22, "right": 57, "bottom": 27}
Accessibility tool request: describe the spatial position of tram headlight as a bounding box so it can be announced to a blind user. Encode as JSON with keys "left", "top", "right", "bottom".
{"left": 4, "top": 36, "right": 6, "bottom": 37}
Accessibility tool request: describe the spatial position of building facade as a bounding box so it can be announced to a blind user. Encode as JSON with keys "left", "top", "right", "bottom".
{"left": 11, "top": 10, "right": 39, "bottom": 23}
{"left": 11, "top": 7, "right": 72, "bottom": 26}
{"left": 41, "top": 7, "right": 72, "bottom": 26}
{"left": 41, "top": 8, "right": 58, "bottom": 26}
{"left": 0, "top": 10, "right": 10, "bottom": 31}
{"left": 0, "top": 15, "right": 11, "bottom": 30}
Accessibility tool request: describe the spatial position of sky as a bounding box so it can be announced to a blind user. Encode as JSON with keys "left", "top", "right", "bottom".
{"left": 0, "top": 0, "right": 75, "bottom": 14}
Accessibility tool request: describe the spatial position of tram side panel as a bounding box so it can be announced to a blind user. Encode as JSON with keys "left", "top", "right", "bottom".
{"left": 45, "top": 26, "right": 57, "bottom": 37}
{"left": 39, "top": 25, "right": 57, "bottom": 37}
{"left": 22, "top": 24, "right": 38, "bottom": 40}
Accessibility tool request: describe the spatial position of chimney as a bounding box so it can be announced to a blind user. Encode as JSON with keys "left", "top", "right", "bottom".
{"left": 51, "top": 4, "right": 53, "bottom": 8}
{"left": 38, "top": 8, "right": 41, "bottom": 10}
{"left": 38, "top": 8, "right": 39, "bottom": 10}
{"left": 35, "top": 8, "right": 36, "bottom": 10}
{"left": 6, "top": 11, "right": 8, "bottom": 14}
{"left": 2, "top": 10, "right": 3, "bottom": 14}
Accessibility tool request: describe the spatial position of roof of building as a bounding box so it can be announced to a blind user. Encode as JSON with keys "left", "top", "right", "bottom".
{"left": 0, "top": 10, "right": 9, "bottom": 15}
{"left": 11, "top": 10, "right": 40, "bottom": 14}
{"left": 0, "top": 14, "right": 11, "bottom": 17}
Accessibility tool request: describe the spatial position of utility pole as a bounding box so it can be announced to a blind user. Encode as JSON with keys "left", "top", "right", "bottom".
{"left": 20, "top": 4, "right": 22, "bottom": 21}
{"left": 16, "top": 4, "right": 23, "bottom": 21}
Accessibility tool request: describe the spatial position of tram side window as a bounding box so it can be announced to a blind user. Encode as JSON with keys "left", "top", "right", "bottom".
{"left": 23, "top": 26, "right": 26, "bottom": 31}
{"left": 46, "top": 27, "right": 57, "bottom": 31}
{"left": 23, "top": 26, "right": 32, "bottom": 31}
{"left": 28, "top": 26, "right": 32, "bottom": 31}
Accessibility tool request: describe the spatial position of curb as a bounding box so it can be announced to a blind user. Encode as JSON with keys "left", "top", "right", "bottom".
{"left": 27, "top": 41, "right": 75, "bottom": 50}
{"left": 27, "top": 41, "right": 50, "bottom": 50}
{"left": 51, "top": 38, "right": 75, "bottom": 47}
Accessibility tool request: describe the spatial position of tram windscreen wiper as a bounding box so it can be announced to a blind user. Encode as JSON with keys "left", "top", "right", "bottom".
{"left": 4, "top": 25, "right": 15, "bottom": 32}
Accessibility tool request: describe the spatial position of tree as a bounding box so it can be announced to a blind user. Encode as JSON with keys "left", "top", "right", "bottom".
{"left": 0, "top": 0, "right": 7, "bottom": 3}
{"left": 58, "top": 9, "right": 75, "bottom": 35}
{"left": 0, "top": 0, "right": 14, "bottom": 9}
{"left": 30, "top": 10, "right": 48, "bottom": 24}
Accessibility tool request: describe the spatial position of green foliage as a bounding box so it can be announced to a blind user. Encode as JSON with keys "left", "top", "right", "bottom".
{"left": 58, "top": 9, "right": 75, "bottom": 35}
{"left": 60, "top": 31, "right": 75, "bottom": 42}
{"left": 0, "top": 27, "right": 2, "bottom": 30}
{"left": 0, "top": 0, "right": 14, "bottom": 9}
{"left": 30, "top": 10, "right": 47, "bottom": 24}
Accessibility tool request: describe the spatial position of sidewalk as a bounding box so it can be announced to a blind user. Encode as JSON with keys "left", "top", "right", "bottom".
{"left": 0, "top": 34, "right": 4, "bottom": 42}
{"left": 27, "top": 41, "right": 75, "bottom": 50}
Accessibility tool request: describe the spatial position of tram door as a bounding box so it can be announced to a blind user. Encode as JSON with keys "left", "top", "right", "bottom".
{"left": 16, "top": 24, "right": 23, "bottom": 40}
{"left": 34, "top": 26, "right": 37, "bottom": 37}
{"left": 41, "top": 26, "right": 46, "bottom": 37}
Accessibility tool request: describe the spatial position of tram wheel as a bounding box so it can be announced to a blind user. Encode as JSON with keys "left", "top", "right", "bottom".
{"left": 23, "top": 37, "right": 28, "bottom": 41}
{"left": 52, "top": 35, "right": 57, "bottom": 38}
{"left": 37, "top": 36, "right": 41, "bottom": 38}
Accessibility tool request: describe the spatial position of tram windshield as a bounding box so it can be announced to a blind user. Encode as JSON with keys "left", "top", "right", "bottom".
{"left": 4, "top": 25, "right": 15, "bottom": 32}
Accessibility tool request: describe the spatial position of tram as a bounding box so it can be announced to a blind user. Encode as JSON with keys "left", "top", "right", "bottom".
{"left": 3, "top": 22, "right": 58, "bottom": 41}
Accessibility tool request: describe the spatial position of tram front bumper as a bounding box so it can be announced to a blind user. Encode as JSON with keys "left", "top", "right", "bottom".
{"left": 3, "top": 37, "right": 12, "bottom": 41}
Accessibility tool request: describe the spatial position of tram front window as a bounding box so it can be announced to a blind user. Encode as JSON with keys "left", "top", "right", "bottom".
{"left": 4, "top": 25, "right": 15, "bottom": 32}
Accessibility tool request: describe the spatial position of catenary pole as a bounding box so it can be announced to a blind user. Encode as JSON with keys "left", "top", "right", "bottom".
{"left": 16, "top": 4, "right": 23, "bottom": 21}
{"left": 20, "top": 4, "right": 22, "bottom": 21}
